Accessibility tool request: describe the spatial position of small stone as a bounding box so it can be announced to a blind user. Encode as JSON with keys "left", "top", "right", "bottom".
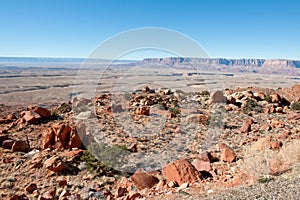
{"left": 221, "top": 148, "right": 236, "bottom": 162}
{"left": 23, "top": 111, "right": 41, "bottom": 124}
{"left": 44, "top": 156, "right": 68, "bottom": 173}
{"left": 26, "top": 183, "right": 37, "bottom": 193}
{"left": 176, "top": 183, "right": 189, "bottom": 192}
{"left": 12, "top": 140, "right": 29, "bottom": 152}
{"left": 115, "top": 187, "right": 127, "bottom": 198}
{"left": 130, "top": 170, "right": 159, "bottom": 190}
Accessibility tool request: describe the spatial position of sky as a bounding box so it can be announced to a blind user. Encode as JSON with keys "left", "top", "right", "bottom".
{"left": 0, "top": 0, "right": 300, "bottom": 60}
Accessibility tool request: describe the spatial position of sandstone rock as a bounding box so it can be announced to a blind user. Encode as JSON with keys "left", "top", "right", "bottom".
{"left": 23, "top": 111, "right": 41, "bottom": 124}
{"left": 210, "top": 90, "right": 226, "bottom": 104}
{"left": 136, "top": 106, "right": 150, "bottom": 116}
{"left": 270, "top": 141, "right": 283, "bottom": 150}
{"left": 2, "top": 139, "right": 16, "bottom": 149}
{"left": 26, "top": 183, "right": 37, "bottom": 193}
{"left": 270, "top": 94, "right": 281, "bottom": 103}
{"left": 126, "top": 191, "right": 142, "bottom": 200}
{"left": 218, "top": 142, "right": 229, "bottom": 150}
{"left": 42, "top": 128, "right": 55, "bottom": 149}
{"left": 130, "top": 170, "right": 159, "bottom": 190}
{"left": 12, "top": 140, "right": 29, "bottom": 152}
{"left": 192, "top": 160, "right": 211, "bottom": 172}
{"left": 260, "top": 123, "right": 271, "bottom": 131}
{"left": 270, "top": 118, "right": 285, "bottom": 128}
{"left": 29, "top": 105, "right": 51, "bottom": 118}
{"left": 168, "top": 180, "right": 178, "bottom": 188}
{"left": 254, "top": 92, "right": 266, "bottom": 100}
{"left": 276, "top": 106, "right": 283, "bottom": 113}
{"left": 142, "top": 86, "right": 150, "bottom": 93}
{"left": 162, "top": 159, "right": 201, "bottom": 185}
{"left": 0, "top": 134, "right": 8, "bottom": 146}
{"left": 221, "top": 148, "right": 236, "bottom": 162}
{"left": 252, "top": 137, "right": 271, "bottom": 151}
{"left": 40, "top": 187, "right": 56, "bottom": 200}
{"left": 240, "top": 118, "right": 253, "bottom": 133}
{"left": 186, "top": 114, "right": 208, "bottom": 124}
{"left": 9, "top": 194, "right": 28, "bottom": 200}
{"left": 227, "top": 96, "right": 236, "bottom": 104}
{"left": 60, "top": 150, "right": 83, "bottom": 159}
{"left": 225, "top": 105, "right": 233, "bottom": 111}
{"left": 67, "top": 127, "right": 82, "bottom": 149}
{"left": 44, "top": 156, "right": 68, "bottom": 173}
{"left": 115, "top": 187, "right": 127, "bottom": 198}
{"left": 6, "top": 114, "right": 16, "bottom": 120}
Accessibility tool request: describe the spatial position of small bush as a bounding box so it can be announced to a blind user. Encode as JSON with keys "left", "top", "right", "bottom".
{"left": 291, "top": 101, "right": 300, "bottom": 110}
{"left": 263, "top": 95, "right": 272, "bottom": 103}
{"left": 243, "top": 99, "right": 261, "bottom": 114}
{"left": 157, "top": 102, "right": 168, "bottom": 110}
{"left": 200, "top": 90, "right": 210, "bottom": 96}
{"left": 168, "top": 107, "right": 180, "bottom": 116}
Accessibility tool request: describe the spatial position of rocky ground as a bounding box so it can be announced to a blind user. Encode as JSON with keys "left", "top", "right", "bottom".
{"left": 0, "top": 84, "right": 299, "bottom": 200}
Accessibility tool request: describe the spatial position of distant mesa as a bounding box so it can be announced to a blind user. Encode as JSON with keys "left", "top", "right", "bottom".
{"left": 142, "top": 57, "right": 300, "bottom": 75}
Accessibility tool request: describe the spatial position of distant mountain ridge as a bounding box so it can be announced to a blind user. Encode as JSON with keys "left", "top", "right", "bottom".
{"left": 142, "top": 57, "right": 300, "bottom": 75}
{"left": 142, "top": 57, "right": 300, "bottom": 68}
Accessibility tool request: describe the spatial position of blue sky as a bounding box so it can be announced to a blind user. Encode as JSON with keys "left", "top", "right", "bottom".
{"left": 0, "top": 0, "right": 300, "bottom": 60}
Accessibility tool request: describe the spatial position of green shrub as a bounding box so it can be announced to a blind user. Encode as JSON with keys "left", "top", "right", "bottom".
{"left": 243, "top": 99, "right": 261, "bottom": 114}
{"left": 157, "top": 102, "right": 168, "bottom": 110}
{"left": 263, "top": 95, "right": 272, "bottom": 103}
{"left": 168, "top": 107, "right": 180, "bottom": 116}
{"left": 87, "top": 143, "right": 130, "bottom": 170}
{"left": 291, "top": 101, "right": 300, "bottom": 110}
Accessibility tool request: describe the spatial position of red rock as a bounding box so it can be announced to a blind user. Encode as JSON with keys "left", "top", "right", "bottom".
{"left": 276, "top": 107, "right": 283, "bottom": 113}
{"left": 52, "top": 124, "right": 71, "bottom": 148}
{"left": 218, "top": 142, "right": 229, "bottom": 150}
{"left": 221, "top": 148, "right": 236, "bottom": 162}
{"left": 136, "top": 106, "right": 150, "bottom": 116}
{"left": 225, "top": 105, "right": 233, "bottom": 111}
{"left": 29, "top": 105, "right": 51, "bottom": 118}
{"left": 240, "top": 118, "right": 253, "bottom": 133}
{"left": 278, "top": 131, "right": 291, "bottom": 140}
{"left": 42, "top": 128, "right": 55, "bottom": 149}
{"left": 60, "top": 150, "right": 83, "bottom": 159}
{"left": 26, "top": 183, "right": 37, "bottom": 193}
{"left": 44, "top": 156, "right": 68, "bottom": 173}
{"left": 9, "top": 194, "right": 28, "bottom": 200}
{"left": 6, "top": 114, "right": 16, "bottom": 120}
{"left": 58, "top": 180, "right": 68, "bottom": 188}
{"left": 270, "top": 94, "right": 281, "bottom": 103}
{"left": 126, "top": 191, "right": 142, "bottom": 200}
{"left": 270, "top": 141, "right": 283, "bottom": 150}
{"left": 127, "top": 143, "right": 138, "bottom": 152}
{"left": 186, "top": 114, "right": 208, "bottom": 123}
{"left": 252, "top": 137, "right": 271, "bottom": 151}
{"left": 115, "top": 187, "right": 127, "bottom": 198}
{"left": 192, "top": 160, "right": 211, "bottom": 172}
{"left": 168, "top": 180, "right": 178, "bottom": 188}
{"left": 162, "top": 159, "right": 201, "bottom": 185}
{"left": 260, "top": 123, "right": 271, "bottom": 131}
{"left": 143, "top": 86, "right": 150, "bottom": 93}
{"left": 0, "top": 134, "right": 8, "bottom": 145}
{"left": 270, "top": 118, "right": 285, "bottom": 129}
{"left": 227, "top": 96, "right": 236, "bottom": 104}
{"left": 12, "top": 140, "right": 29, "bottom": 152}
{"left": 23, "top": 111, "right": 41, "bottom": 124}
{"left": 2, "top": 139, "right": 16, "bottom": 149}
{"left": 130, "top": 170, "right": 159, "bottom": 190}
{"left": 210, "top": 90, "right": 226, "bottom": 104}
{"left": 116, "top": 177, "right": 133, "bottom": 191}
{"left": 41, "top": 187, "right": 56, "bottom": 200}
{"left": 67, "top": 127, "right": 82, "bottom": 149}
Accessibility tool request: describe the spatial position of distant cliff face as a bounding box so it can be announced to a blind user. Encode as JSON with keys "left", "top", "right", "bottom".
{"left": 143, "top": 57, "right": 300, "bottom": 68}
{"left": 142, "top": 57, "right": 300, "bottom": 75}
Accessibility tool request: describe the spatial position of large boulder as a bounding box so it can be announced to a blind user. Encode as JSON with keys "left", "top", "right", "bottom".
{"left": 162, "top": 159, "right": 201, "bottom": 185}
{"left": 130, "top": 170, "right": 159, "bottom": 190}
